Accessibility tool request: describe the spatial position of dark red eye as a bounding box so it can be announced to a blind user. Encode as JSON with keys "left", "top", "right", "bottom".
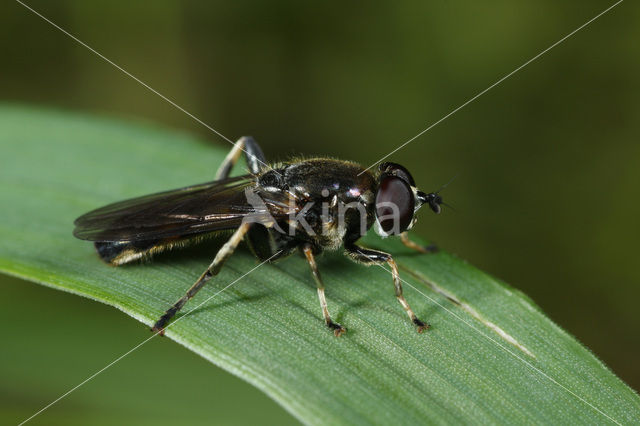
{"left": 375, "top": 176, "right": 415, "bottom": 235}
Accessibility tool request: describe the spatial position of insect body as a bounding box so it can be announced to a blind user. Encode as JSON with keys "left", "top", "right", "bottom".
{"left": 73, "top": 137, "right": 443, "bottom": 336}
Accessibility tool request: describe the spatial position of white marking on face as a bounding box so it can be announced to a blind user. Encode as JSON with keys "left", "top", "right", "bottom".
{"left": 411, "top": 186, "right": 423, "bottom": 212}
{"left": 374, "top": 217, "right": 391, "bottom": 238}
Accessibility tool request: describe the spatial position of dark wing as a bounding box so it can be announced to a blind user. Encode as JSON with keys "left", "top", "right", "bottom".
{"left": 73, "top": 175, "right": 296, "bottom": 242}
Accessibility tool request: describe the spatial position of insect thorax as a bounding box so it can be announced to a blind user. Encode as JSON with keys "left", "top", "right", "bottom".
{"left": 257, "top": 158, "right": 377, "bottom": 251}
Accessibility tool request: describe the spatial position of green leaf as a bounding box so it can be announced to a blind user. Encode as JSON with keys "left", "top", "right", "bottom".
{"left": 1, "top": 105, "right": 638, "bottom": 425}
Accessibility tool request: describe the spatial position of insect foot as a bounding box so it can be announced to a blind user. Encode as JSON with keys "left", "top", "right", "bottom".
{"left": 151, "top": 313, "right": 173, "bottom": 336}
{"left": 413, "top": 318, "right": 431, "bottom": 333}
{"left": 151, "top": 325, "right": 166, "bottom": 336}
{"left": 328, "top": 321, "right": 346, "bottom": 337}
{"left": 419, "top": 244, "right": 439, "bottom": 254}
{"left": 400, "top": 232, "right": 439, "bottom": 254}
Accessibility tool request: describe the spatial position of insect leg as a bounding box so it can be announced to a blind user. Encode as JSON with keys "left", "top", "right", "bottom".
{"left": 302, "top": 244, "right": 346, "bottom": 336}
{"left": 400, "top": 232, "right": 438, "bottom": 254}
{"left": 345, "top": 243, "right": 429, "bottom": 332}
{"left": 152, "top": 223, "right": 251, "bottom": 333}
{"left": 215, "top": 136, "right": 267, "bottom": 179}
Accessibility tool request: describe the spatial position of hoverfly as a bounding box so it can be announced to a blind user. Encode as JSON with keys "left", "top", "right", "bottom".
{"left": 73, "top": 137, "right": 443, "bottom": 336}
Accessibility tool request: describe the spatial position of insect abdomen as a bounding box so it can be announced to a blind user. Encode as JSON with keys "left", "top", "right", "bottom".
{"left": 95, "top": 240, "right": 163, "bottom": 265}
{"left": 94, "top": 233, "right": 220, "bottom": 265}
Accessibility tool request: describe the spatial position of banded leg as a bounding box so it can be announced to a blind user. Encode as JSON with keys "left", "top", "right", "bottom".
{"left": 152, "top": 222, "right": 251, "bottom": 333}
{"left": 302, "top": 244, "right": 345, "bottom": 336}
{"left": 215, "top": 136, "right": 267, "bottom": 179}
{"left": 345, "top": 243, "right": 429, "bottom": 332}
{"left": 400, "top": 232, "right": 438, "bottom": 254}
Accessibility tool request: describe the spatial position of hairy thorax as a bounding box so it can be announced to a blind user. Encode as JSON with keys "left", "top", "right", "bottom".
{"left": 258, "top": 158, "right": 377, "bottom": 251}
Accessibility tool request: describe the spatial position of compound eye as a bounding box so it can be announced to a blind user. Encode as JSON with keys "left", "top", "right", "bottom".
{"left": 375, "top": 176, "right": 415, "bottom": 235}
{"left": 378, "top": 162, "right": 415, "bottom": 186}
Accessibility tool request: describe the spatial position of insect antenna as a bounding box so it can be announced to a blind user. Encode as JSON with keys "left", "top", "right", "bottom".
{"left": 435, "top": 173, "right": 458, "bottom": 194}
{"left": 440, "top": 201, "right": 457, "bottom": 212}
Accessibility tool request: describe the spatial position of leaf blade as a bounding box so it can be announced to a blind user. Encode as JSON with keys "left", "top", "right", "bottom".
{"left": 0, "top": 105, "right": 638, "bottom": 425}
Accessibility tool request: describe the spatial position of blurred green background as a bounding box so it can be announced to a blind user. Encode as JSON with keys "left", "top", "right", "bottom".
{"left": 1, "top": 0, "right": 638, "bottom": 424}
